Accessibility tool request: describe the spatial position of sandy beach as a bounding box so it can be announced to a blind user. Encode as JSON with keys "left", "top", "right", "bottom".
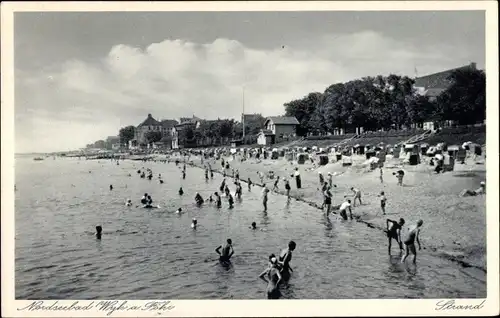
{"left": 189, "top": 151, "right": 486, "bottom": 272}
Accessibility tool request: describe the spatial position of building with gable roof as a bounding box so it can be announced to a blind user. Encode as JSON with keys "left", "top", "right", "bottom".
{"left": 262, "top": 116, "right": 300, "bottom": 144}
{"left": 414, "top": 62, "right": 477, "bottom": 101}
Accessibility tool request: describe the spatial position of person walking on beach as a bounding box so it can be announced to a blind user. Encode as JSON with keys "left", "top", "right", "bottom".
{"left": 351, "top": 187, "right": 362, "bottom": 206}
{"left": 293, "top": 168, "right": 302, "bottom": 189}
{"left": 216, "top": 239, "right": 234, "bottom": 265}
{"left": 379, "top": 191, "right": 387, "bottom": 215}
{"left": 279, "top": 241, "right": 296, "bottom": 281}
{"left": 259, "top": 257, "right": 282, "bottom": 299}
{"left": 262, "top": 185, "right": 270, "bottom": 212}
{"left": 401, "top": 220, "right": 423, "bottom": 264}
{"left": 386, "top": 218, "right": 405, "bottom": 255}
{"left": 394, "top": 170, "right": 404, "bottom": 186}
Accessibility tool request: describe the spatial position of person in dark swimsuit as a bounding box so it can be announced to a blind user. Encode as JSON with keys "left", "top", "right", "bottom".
{"left": 247, "top": 178, "right": 252, "bottom": 191}
{"left": 216, "top": 239, "right": 234, "bottom": 265}
{"left": 95, "top": 226, "right": 102, "bottom": 240}
{"left": 278, "top": 241, "right": 296, "bottom": 281}
{"left": 402, "top": 220, "right": 423, "bottom": 264}
{"left": 179, "top": 187, "right": 184, "bottom": 195}
{"left": 259, "top": 257, "right": 282, "bottom": 299}
{"left": 214, "top": 192, "right": 222, "bottom": 208}
{"left": 386, "top": 218, "right": 405, "bottom": 255}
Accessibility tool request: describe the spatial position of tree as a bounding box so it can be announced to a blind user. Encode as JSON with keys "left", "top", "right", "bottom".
{"left": 119, "top": 125, "right": 136, "bottom": 146}
{"left": 144, "top": 131, "right": 162, "bottom": 144}
{"left": 437, "top": 68, "right": 486, "bottom": 125}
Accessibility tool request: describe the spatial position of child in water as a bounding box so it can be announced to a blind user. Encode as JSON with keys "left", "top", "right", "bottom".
{"left": 95, "top": 226, "right": 102, "bottom": 239}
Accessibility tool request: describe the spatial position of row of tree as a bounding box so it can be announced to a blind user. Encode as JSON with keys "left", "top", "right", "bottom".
{"left": 285, "top": 68, "right": 486, "bottom": 136}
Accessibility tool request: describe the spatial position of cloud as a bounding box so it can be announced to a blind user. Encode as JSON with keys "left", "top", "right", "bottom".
{"left": 15, "top": 31, "right": 481, "bottom": 153}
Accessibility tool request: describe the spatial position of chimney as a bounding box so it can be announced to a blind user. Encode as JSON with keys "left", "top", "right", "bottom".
{"left": 470, "top": 62, "right": 477, "bottom": 70}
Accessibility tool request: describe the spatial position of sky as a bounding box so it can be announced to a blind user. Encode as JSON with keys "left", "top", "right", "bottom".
{"left": 14, "top": 11, "right": 485, "bottom": 153}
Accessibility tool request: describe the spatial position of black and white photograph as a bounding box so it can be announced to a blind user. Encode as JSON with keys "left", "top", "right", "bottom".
{"left": 2, "top": 1, "right": 499, "bottom": 317}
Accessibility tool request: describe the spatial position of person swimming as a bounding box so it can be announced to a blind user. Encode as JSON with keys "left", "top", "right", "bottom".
{"left": 250, "top": 222, "right": 257, "bottom": 230}
{"left": 195, "top": 193, "right": 204, "bottom": 206}
{"left": 386, "top": 218, "right": 405, "bottom": 255}
{"left": 175, "top": 207, "right": 183, "bottom": 214}
{"left": 125, "top": 199, "right": 132, "bottom": 207}
{"left": 216, "top": 239, "right": 234, "bottom": 265}
{"left": 141, "top": 193, "right": 148, "bottom": 205}
{"left": 95, "top": 226, "right": 102, "bottom": 240}
{"left": 179, "top": 187, "right": 184, "bottom": 196}
{"left": 159, "top": 179, "right": 164, "bottom": 184}
{"left": 401, "top": 220, "right": 423, "bottom": 264}
{"left": 191, "top": 218, "right": 197, "bottom": 229}
{"left": 259, "top": 256, "right": 282, "bottom": 299}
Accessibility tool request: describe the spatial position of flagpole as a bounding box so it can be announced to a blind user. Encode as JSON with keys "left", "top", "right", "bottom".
{"left": 242, "top": 87, "right": 245, "bottom": 140}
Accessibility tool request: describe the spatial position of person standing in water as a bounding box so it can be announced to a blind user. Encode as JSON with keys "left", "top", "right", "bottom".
{"left": 262, "top": 185, "right": 270, "bottom": 212}
{"left": 379, "top": 167, "right": 384, "bottom": 184}
{"left": 323, "top": 187, "right": 333, "bottom": 216}
{"left": 401, "top": 220, "right": 423, "bottom": 264}
{"left": 273, "top": 176, "right": 280, "bottom": 192}
{"left": 339, "top": 199, "right": 353, "bottom": 220}
{"left": 259, "top": 257, "right": 282, "bottom": 299}
{"left": 279, "top": 240, "right": 296, "bottom": 281}
{"left": 379, "top": 191, "right": 387, "bottom": 215}
{"left": 228, "top": 193, "right": 234, "bottom": 209}
{"left": 109, "top": 185, "right": 113, "bottom": 191}
{"left": 179, "top": 187, "right": 184, "bottom": 195}
{"left": 216, "top": 239, "right": 234, "bottom": 265}
{"left": 351, "top": 187, "right": 362, "bottom": 206}
{"left": 247, "top": 178, "right": 253, "bottom": 191}
{"left": 95, "top": 226, "right": 102, "bottom": 240}
{"left": 386, "top": 218, "right": 405, "bottom": 255}
{"left": 214, "top": 192, "right": 222, "bottom": 208}
{"left": 318, "top": 172, "right": 325, "bottom": 185}
{"left": 182, "top": 170, "right": 186, "bottom": 180}
{"left": 284, "top": 179, "right": 291, "bottom": 198}
{"left": 328, "top": 172, "right": 334, "bottom": 189}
